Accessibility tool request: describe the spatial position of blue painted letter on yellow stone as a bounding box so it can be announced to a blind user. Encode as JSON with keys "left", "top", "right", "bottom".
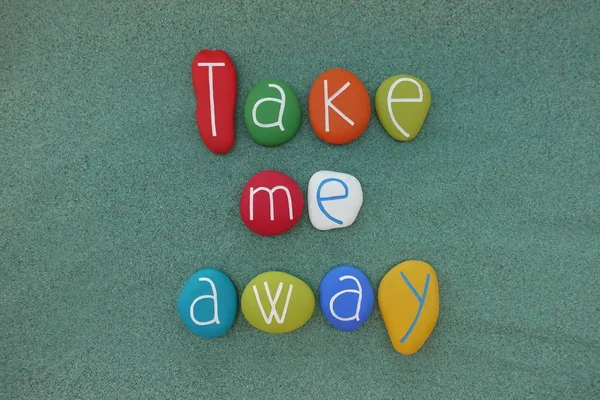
{"left": 378, "top": 260, "right": 439, "bottom": 354}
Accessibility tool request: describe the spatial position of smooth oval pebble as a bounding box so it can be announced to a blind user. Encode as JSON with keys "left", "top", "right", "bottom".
{"left": 375, "top": 75, "right": 431, "bottom": 142}
{"left": 309, "top": 68, "right": 371, "bottom": 145}
{"left": 177, "top": 268, "right": 238, "bottom": 338}
{"left": 241, "top": 271, "right": 315, "bottom": 334}
{"left": 244, "top": 79, "right": 301, "bottom": 147}
{"left": 319, "top": 265, "right": 374, "bottom": 331}
{"left": 378, "top": 260, "right": 439, "bottom": 354}
{"left": 239, "top": 170, "right": 304, "bottom": 236}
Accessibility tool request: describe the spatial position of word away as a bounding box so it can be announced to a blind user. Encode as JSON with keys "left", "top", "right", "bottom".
{"left": 177, "top": 260, "right": 440, "bottom": 355}
{"left": 192, "top": 49, "right": 431, "bottom": 154}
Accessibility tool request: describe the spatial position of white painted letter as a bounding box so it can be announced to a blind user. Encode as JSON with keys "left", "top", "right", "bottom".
{"left": 253, "top": 282, "right": 294, "bottom": 324}
{"left": 197, "top": 62, "right": 226, "bottom": 137}
{"left": 252, "top": 84, "right": 286, "bottom": 131}
{"left": 324, "top": 80, "right": 354, "bottom": 132}
{"left": 387, "top": 78, "right": 423, "bottom": 138}
{"left": 329, "top": 275, "right": 362, "bottom": 322}
{"left": 189, "top": 277, "right": 220, "bottom": 326}
{"left": 249, "top": 185, "right": 294, "bottom": 221}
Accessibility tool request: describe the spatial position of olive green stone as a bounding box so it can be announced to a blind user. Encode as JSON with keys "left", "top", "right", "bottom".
{"left": 241, "top": 271, "right": 314, "bottom": 334}
{"left": 244, "top": 79, "right": 301, "bottom": 147}
{"left": 375, "top": 75, "right": 431, "bottom": 142}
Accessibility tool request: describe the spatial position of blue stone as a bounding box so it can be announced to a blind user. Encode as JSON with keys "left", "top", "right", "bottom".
{"left": 319, "top": 265, "right": 374, "bottom": 332}
{"left": 177, "top": 268, "right": 238, "bottom": 338}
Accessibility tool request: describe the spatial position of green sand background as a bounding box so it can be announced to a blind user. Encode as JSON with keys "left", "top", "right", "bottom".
{"left": 2, "top": 1, "right": 599, "bottom": 398}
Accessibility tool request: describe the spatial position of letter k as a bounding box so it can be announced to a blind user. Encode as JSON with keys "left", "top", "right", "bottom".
{"left": 324, "top": 80, "right": 355, "bottom": 132}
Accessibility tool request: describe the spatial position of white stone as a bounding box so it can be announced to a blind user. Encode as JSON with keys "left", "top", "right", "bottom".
{"left": 307, "top": 171, "right": 363, "bottom": 231}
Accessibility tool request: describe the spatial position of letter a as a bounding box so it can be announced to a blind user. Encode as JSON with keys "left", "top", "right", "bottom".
{"left": 253, "top": 282, "right": 294, "bottom": 324}
{"left": 324, "top": 80, "right": 354, "bottom": 132}
{"left": 189, "top": 277, "right": 220, "bottom": 326}
{"left": 329, "top": 275, "right": 363, "bottom": 321}
{"left": 252, "top": 84, "right": 286, "bottom": 131}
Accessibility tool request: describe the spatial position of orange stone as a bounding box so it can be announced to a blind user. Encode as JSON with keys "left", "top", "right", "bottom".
{"left": 308, "top": 68, "right": 371, "bottom": 145}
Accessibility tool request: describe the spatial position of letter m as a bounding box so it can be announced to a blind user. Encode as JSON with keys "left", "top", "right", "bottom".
{"left": 249, "top": 186, "right": 294, "bottom": 221}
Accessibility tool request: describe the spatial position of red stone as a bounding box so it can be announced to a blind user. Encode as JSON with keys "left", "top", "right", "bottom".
{"left": 239, "top": 171, "right": 304, "bottom": 236}
{"left": 191, "top": 49, "right": 237, "bottom": 154}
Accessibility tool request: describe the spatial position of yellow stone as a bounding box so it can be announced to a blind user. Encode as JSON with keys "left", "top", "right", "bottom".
{"left": 378, "top": 260, "right": 439, "bottom": 354}
{"left": 241, "top": 271, "right": 315, "bottom": 334}
{"left": 375, "top": 75, "right": 431, "bottom": 141}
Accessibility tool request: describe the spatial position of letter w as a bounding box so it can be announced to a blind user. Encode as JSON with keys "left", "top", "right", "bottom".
{"left": 253, "top": 282, "right": 294, "bottom": 324}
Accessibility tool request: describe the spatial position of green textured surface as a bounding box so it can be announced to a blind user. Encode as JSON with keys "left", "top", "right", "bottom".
{"left": 1, "top": 1, "right": 599, "bottom": 399}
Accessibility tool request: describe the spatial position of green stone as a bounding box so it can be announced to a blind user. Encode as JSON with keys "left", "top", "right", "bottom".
{"left": 244, "top": 79, "right": 301, "bottom": 147}
{"left": 241, "top": 271, "right": 315, "bottom": 334}
{"left": 375, "top": 75, "right": 431, "bottom": 142}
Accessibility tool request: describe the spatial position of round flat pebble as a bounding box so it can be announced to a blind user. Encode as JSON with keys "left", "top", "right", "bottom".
{"left": 378, "top": 260, "right": 439, "bottom": 354}
{"left": 239, "top": 170, "right": 304, "bottom": 236}
{"left": 244, "top": 79, "right": 301, "bottom": 147}
{"left": 375, "top": 75, "right": 431, "bottom": 142}
{"left": 177, "top": 268, "right": 238, "bottom": 338}
{"left": 241, "top": 271, "right": 315, "bottom": 334}
{"left": 308, "top": 68, "right": 371, "bottom": 145}
{"left": 319, "top": 265, "right": 374, "bottom": 331}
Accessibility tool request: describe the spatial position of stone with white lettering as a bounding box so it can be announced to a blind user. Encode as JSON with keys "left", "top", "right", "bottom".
{"left": 319, "top": 265, "right": 374, "bottom": 332}
{"left": 177, "top": 268, "right": 238, "bottom": 338}
{"left": 308, "top": 68, "right": 371, "bottom": 144}
{"left": 192, "top": 49, "right": 237, "bottom": 154}
{"left": 241, "top": 271, "right": 315, "bottom": 334}
{"left": 375, "top": 75, "right": 431, "bottom": 142}
{"left": 307, "top": 171, "right": 363, "bottom": 231}
{"left": 244, "top": 79, "right": 301, "bottom": 147}
{"left": 239, "top": 170, "right": 304, "bottom": 236}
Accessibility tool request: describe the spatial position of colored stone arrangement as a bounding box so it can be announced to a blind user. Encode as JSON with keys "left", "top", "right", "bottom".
{"left": 192, "top": 49, "right": 431, "bottom": 153}
{"left": 178, "top": 262, "right": 439, "bottom": 355}
{"left": 181, "top": 49, "right": 438, "bottom": 355}
{"left": 239, "top": 170, "right": 362, "bottom": 235}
